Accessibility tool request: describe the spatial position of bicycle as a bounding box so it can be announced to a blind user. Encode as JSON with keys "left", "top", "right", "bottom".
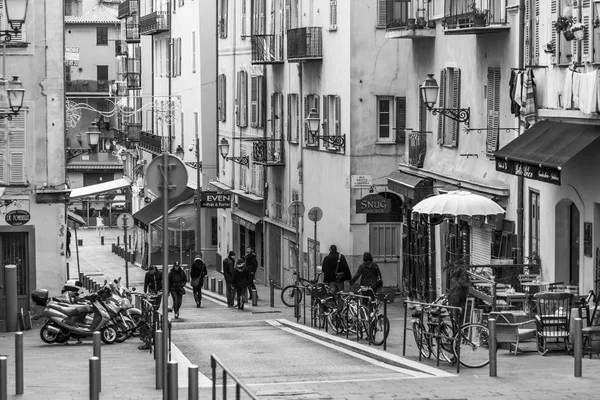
{"left": 281, "top": 271, "right": 323, "bottom": 307}
{"left": 355, "top": 286, "right": 391, "bottom": 346}
{"left": 137, "top": 292, "right": 161, "bottom": 351}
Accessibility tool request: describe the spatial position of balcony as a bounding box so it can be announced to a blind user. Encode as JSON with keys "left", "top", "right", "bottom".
{"left": 251, "top": 34, "right": 284, "bottom": 64}
{"left": 124, "top": 16, "right": 140, "bottom": 43}
{"left": 139, "top": 131, "right": 163, "bottom": 155}
{"left": 287, "top": 27, "right": 322, "bottom": 62}
{"left": 408, "top": 131, "right": 427, "bottom": 168}
{"left": 442, "top": 0, "right": 510, "bottom": 35}
{"left": 252, "top": 138, "right": 285, "bottom": 166}
{"left": 384, "top": 0, "right": 436, "bottom": 40}
{"left": 126, "top": 58, "right": 141, "bottom": 89}
{"left": 115, "top": 40, "right": 128, "bottom": 56}
{"left": 118, "top": 0, "right": 138, "bottom": 19}
{"left": 66, "top": 80, "right": 113, "bottom": 94}
{"left": 140, "top": 11, "right": 169, "bottom": 35}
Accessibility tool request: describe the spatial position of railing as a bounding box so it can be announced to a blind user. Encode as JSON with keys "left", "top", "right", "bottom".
{"left": 385, "top": 0, "right": 434, "bottom": 30}
{"left": 252, "top": 138, "right": 285, "bottom": 165}
{"left": 287, "top": 27, "right": 322, "bottom": 62}
{"left": 211, "top": 355, "right": 258, "bottom": 400}
{"left": 66, "top": 80, "right": 113, "bottom": 93}
{"left": 140, "top": 11, "right": 169, "bottom": 35}
{"left": 408, "top": 131, "right": 427, "bottom": 168}
{"left": 115, "top": 40, "right": 128, "bottom": 56}
{"left": 125, "top": 18, "right": 140, "bottom": 42}
{"left": 442, "top": 0, "right": 507, "bottom": 30}
{"left": 118, "top": 0, "right": 138, "bottom": 19}
{"left": 139, "top": 131, "right": 163, "bottom": 155}
{"left": 251, "top": 34, "right": 284, "bottom": 64}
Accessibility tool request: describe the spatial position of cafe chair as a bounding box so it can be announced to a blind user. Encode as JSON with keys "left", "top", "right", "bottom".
{"left": 581, "top": 291, "right": 600, "bottom": 358}
{"left": 95, "top": 216, "right": 106, "bottom": 236}
{"left": 489, "top": 311, "right": 537, "bottom": 355}
{"left": 547, "top": 282, "right": 565, "bottom": 292}
{"left": 534, "top": 292, "right": 574, "bottom": 355}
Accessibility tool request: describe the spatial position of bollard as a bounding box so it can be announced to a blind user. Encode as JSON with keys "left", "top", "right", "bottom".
{"left": 168, "top": 360, "right": 178, "bottom": 399}
{"left": 155, "top": 330, "right": 163, "bottom": 389}
{"left": 66, "top": 262, "right": 70, "bottom": 280}
{"left": 100, "top": 236, "right": 104, "bottom": 246}
{"left": 117, "top": 236, "right": 120, "bottom": 246}
{"left": 89, "top": 357, "right": 100, "bottom": 400}
{"left": 210, "top": 277, "right": 216, "bottom": 292}
{"left": 1, "top": 356, "right": 7, "bottom": 400}
{"left": 252, "top": 289, "right": 258, "bottom": 306}
{"left": 112, "top": 243, "right": 116, "bottom": 253}
{"left": 135, "top": 293, "right": 141, "bottom": 309}
{"left": 217, "top": 279, "right": 223, "bottom": 295}
{"left": 93, "top": 331, "right": 101, "bottom": 391}
{"left": 188, "top": 365, "right": 199, "bottom": 400}
{"left": 4, "top": 265, "right": 18, "bottom": 332}
{"left": 270, "top": 280, "right": 275, "bottom": 308}
{"left": 15, "top": 332, "right": 23, "bottom": 394}
{"left": 574, "top": 317, "right": 583, "bottom": 378}
{"left": 78, "top": 239, "right": 83, "bottom": 246}
{"left": 489, "top": 318, "right": 497, "bottom": 377}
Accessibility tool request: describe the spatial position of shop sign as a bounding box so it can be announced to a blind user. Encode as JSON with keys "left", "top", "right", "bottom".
{"left": 5, "top": 210, "right": 30, "bottom": 226}
{"left": 200, "top": 191, "right": 232, "bottom": 208}
{"left": 495, "top": 158, "right": 561, "bottom": 185}
{"left": 351, "top": 175, "right": 373, "bottom": 189}
{"left": 356, "top": 194, "right": 391, "bottom": 214}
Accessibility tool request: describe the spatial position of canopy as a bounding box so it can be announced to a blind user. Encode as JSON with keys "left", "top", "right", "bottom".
{"left": 133, "top": 187, "right": 195, "bottom": 229}
{"left": 69, "top": 177, "right": 132, "bottom": 199}
{"left": 67, "top": 211, "right": 86, "bottom": 226}
{"left": 151, "top": 204, "right": 197, "bottom": 231}
{"left": 412, "top": 190, "right": 505, "bottom": 217}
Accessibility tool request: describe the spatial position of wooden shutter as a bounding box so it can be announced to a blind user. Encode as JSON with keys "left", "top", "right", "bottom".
{"left": 304, "top": 95, "right": 318, "bottom": 146}
{"left": 524, "top": 0, "right": 531, "bottom": 65}
{"left": 437, "top": 68, "right": 446, "bottom": 145}
{"left": 218, "top": 74, "right": 226, "bottom": 122}
{"left": 165, "top": 38, "right": 171, "bottom": 77}
{"left": 377, "top": 0, "right": 387, "bottom": 27}
{"left": 551, "top": 0, "right": 558, "bottom": 64}
{"left": 276, "top": 92, "right": 284, "bottom": 138}
{"left": 285, "top": 0, "right": 290, "bottom": 30}
{"left": 486, "top": 67, "right": 501, "bottom": 153}
{"left": 334, "top": 95, "right": 341, "bottom": 136}
{"left": 287, "top": 94, "right": 292, "bottom": 141}
{"left": 582, "top": 0, "right": 592, "bottom": 63}
{"left": 251, "top": 76, "right": 258, "bottom": 127}
{"left": 220, "top": 0, "right": 229, "bottom": 38}
{"left": 242, "top": 0, "right": 247, "bottom": 38}
{"left": 471, "top": 225, "right": 493, "bottom": 265}
{"left": 322, "top": 95, "right": 329, "bottom": 139}
{"left": 240, "top": 71, "right": 248, "bottom": 126}
{"left": 533, "top": 0, "right": 540, "bottom": 65}
{"left": 235, "top": 71, "right": 241, "bottom": 126}
{"left": 573, "top": 0, "right": 580, "bottom": 63}
{"left": 270, "top": 92, "right": 276, "bottom": 136}
{"left": 7, "top": 113, "right": 25, "bottom": 184}
{"left": 178, "top": 38, "right": 182, "bottom": 75}
{"left": 296, "top": 94, "right": 300, "bottom": 141}
{"left": 450, "top": 68, "right": 461, "bottom": 147}
{"left": 258, "top": 76, "right": 265, "bottom": 128}
{"left": 330, "top": 0, "right": 338, "bottom": 30}
{"left": 395, "top": 96, "right": 406, "bottom": 144}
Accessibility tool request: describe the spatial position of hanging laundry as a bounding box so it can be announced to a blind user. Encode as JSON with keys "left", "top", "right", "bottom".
{"left": 563, "top": 69, "right": 574, "bottom": 109}
{"left": 509, "top": 70, "right": 521, "bottom": 116}
{"left": 521, "top": 69, "right": 537, "bottom": 129}
{"left": 577, "top": 70, "right": 598, "bottom": 114}
{"left": 513, "top": 71, "right": 525, "bottom": 108}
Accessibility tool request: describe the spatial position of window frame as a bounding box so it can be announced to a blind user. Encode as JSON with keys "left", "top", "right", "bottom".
{"left": 369, "top": 223, "right": 401, "bottom": 260}
{"left": 529, "top": 190, "right": 540, "bottom": 257}
{"left": 287, "top": 93, "right": 300, "bottom": 143}
{"left": 97, "top": 65, "right": 109, "bottom": 81}
{"left": 236, "top": 70, "right": 248, "bottom": 127}
{"left": 376, "top": 96, "right": 406, "bottom": 144}
{"left": 96, "top": 27, "right": 108, "bottom": 46}
{"left": 437, "top": 67, "right": 461, "bottom": 148}
{"left": 250, "top": 75, "right": 264, "bottom": 128}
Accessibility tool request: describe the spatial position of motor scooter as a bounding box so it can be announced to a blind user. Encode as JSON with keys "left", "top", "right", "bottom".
{"left": 109, "top": 278, "right": 142, "bottom": 336}
{"left": 32, "top": 287, "right": 118, "bottom": 344}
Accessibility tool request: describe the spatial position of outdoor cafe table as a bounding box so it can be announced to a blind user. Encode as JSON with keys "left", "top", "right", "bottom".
{"left": 496, "top": 292, "right": 528, "bottom": 309}
{"left": 521, "top": 281, "right": 550, "bottom": 294}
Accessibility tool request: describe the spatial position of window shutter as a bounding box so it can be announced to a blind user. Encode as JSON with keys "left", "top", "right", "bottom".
{"left": 222, "top": 74, "right": 227, "bottom": 122}
{"left": 550, "top": 0, "right": 558, "bottom": 64}
{"left": 377, "top": 0, "right": 387, "bottom": 27}
{"left": 220, "top": 0, "right": 229, "bottom": 38}
{"left": 242, "top": 0, "right": 247, "bottom": 38}
{"left": 533, "top": 0, "right": 540, "bottom": 65}
{"left": 486, "top": 67, "right": 501, "bottom": 153}
{"left": 270, "top": 92, "right": 276, "bottom": 135}
{"left": 450, "top": 68, "right": 461, "bottom": 147}
{"left": 277, "top": 92, "right": 284, "bottom": 138}
{"left": 395, "top": 96, "right": 406, "bottom": 144}
{"left": 178, "top": 38, "right": 182, "bottom": 75}
{"left": 7, "top": 113, "right": 25, "bottom": 184}
{"left": 258, "top": 76, "right": 265, "bottom": 128}
{"left": 285, "top": 0, "right": 290, "bottom": 30}
{"left": 524, "top": 0, "right": 531, "bottom": 65}
{"left": 296, "top": 94, "right": 300, "bottom": 141}
{"left": 334, "top": 95, "right": 341, "bottom": 136}
{"left": 165, "top": 38, "right": 171, "bottom": 77}
{"left": 251, "top": 76, "right": 258, "bottom": 127}
{"left": 437, "top": 69, "right": 446, "bottom": 145}
{"left": 582, "top": 0, "right": 592, "bottom": 63}
{"left": 240, "top": 71, "right": 247, "bottom": 127}
{"left": 573, "top": 0, "right": 580, "bottom": 63}
{"left": 287, "top": 93, "right": 292, "bottom": 141}
{"left": 330, "top": 0, "right": 338, "bottom": 30}
{"left": 322, "top": 95, "right": 329, "bottom": 138}
{"left": 235, "top": 71, "right": 241, "bottom": 126}
{"left": 305, "top": 95, "right": 318, "bottom": 146}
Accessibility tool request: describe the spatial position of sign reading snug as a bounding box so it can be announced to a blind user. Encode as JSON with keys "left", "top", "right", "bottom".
{"left": 200, "top": 191, "right": 232, "bottom": 208}
{"left": 356, "top": 194, "right": 391, "bottom": 214}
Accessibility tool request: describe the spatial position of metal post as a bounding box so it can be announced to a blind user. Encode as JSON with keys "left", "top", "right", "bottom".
{"left": 188, "top": 365, "right": 199, "bottom": 400}
{"left": 74, "top": 227, "right": 82, "bottom": 278}
{"left": 162, "top": 153, "right": 170, "bottom": 398}
{"left": 574, "top": 317, "right": 583, "bottom": 378}
{"left": 252, "top": 289, "right": 258, "bottom": 306}
{"left": 67, "top": 262, "right": 70, "bottom": 280}
{"left": 4, "top": 265, "right": 17, "bottom": 332}
{"left": 89, "top": 357, "right": 100, "bottom": 400}
{"left": 15, "top": 332, "right": 23, "bottom": 394}
{"left": 156, "top": 330, "right": 163, "bottom": 389}
{"left": 210, "top": 277, "right": 216, "bottom": 292}
{"left": 167, "top": 361, "right": 178, "bottom": 400}
{"left": 489, "top": 318, "right": 497, "bottom": 377}
{"left": 124, "top": 223, "right": 129, "bottom": 288}
{"left": 93, "top": 331, "right": 101, "bottom": 391}
{"left": 100, "top": 236, "right": 104, "bottom": 245}
{"left": 218, "top": 279, "right": 223, "bottom": 295}
{"left": 195, "top": 136, "right": 202, "bottom": 260}
{"left": 179, "top": 228, "right": 183, "bottom": 268}
{"left": 313, "top": 220, "right": 318, "bottom": 281}
{"left": 294, "top": 206, "right": 300, "bottom": 319}
{"left": 0, "top": 356, "right": 6, "bottom": 400}
{"left": 270, "top": 280, "right": 275, "bottom": 308}
{"left": 383, "top": 298, "right": 388, "bottom": 351}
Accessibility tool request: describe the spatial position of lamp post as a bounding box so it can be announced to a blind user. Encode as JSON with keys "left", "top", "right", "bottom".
{"left": 4, "top": 0, "right": 29, "bottom": 33}
{"left": 86, "top": 122, "right": 101, "bottom": 152}
{"left": 175, "top": 145, "right": 185, "bottom": 160}
{"left": 420, "top": 73, "right": 470, "bottom": 124}
{"left": 218, "top": 137, "right": 249, "bottom": 167}
{"left": 306, "top": 108, "right": 320, "bottom": 139}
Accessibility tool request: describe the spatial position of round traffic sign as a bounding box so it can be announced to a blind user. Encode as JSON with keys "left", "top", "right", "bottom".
{"left": 176, "top": 217, "right": 186, "bottom": 229}
{"left": 146, "top": 154, "right": 188, "bottom": 199}
{"left": 116, "top": 213, "right": 134, "bottom": 230}
{"left": 288, "top": 200, "right": 305, "bottom": 220}
{"left": 308, "top": 207, "right": 323, "bottom": 222}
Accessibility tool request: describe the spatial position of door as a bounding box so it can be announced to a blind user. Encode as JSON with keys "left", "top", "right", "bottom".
{"left": 570, "top": 204, "right": 580, "bottom": 285}
{"left": 0, "top": 232, "right": 30, "bottom": 321}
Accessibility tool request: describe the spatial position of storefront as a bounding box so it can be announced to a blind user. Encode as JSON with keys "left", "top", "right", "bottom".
{"left": 230, "top": 197, "right": 264, "bottom": 284}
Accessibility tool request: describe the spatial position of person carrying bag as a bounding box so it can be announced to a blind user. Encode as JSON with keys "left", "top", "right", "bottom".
{"left": 190, "top": 254, "right": 208, "bottom": 308}
{"left": 322, "top": 244, "right": 351, "bottom": 296}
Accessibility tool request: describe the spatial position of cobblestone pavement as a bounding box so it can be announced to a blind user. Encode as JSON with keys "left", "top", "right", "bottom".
{"left": 1, "top": 227, "right": 599, "bottom": 399}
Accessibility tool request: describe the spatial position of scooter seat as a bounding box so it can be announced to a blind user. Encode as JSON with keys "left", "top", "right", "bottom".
{"left": 48, "top": 302, "right": 92, "bottom": 316}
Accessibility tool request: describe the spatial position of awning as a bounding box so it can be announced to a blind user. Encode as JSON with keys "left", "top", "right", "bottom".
{"left": 231, "top": 208, "right": 262, "bottom": 231}
{"left": 494, "top": 120, "right": 600, "bottom": 185}
{"left": 152, "top": 204, "right": 197, "bottom": 231}
{"left": 67, "top": 211, "right": 86, "bottom": 226}
{"left": 69, "top": 178, "right": 132, "bottom": 199}
{"left": 132, "top": 187, "right": 194, "bottom": 229}
{"left": 387, "top": 171, "right": 433, "bottom": 204}
{"left": 209, "top": 180, "right": 232, "bottom": 192}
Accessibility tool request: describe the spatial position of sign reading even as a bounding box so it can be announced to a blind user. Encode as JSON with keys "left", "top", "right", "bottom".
{"left": 495, "top": 158, "right": 561, "bottom": 185}
{"left": 5, "top": 210, "right": 30, "bottom": 226}
{"left": 356, "top": 194, "right": 391, "bottom": 214}
{"left": 201, "top": 191, "right": 232, "bottom": 208}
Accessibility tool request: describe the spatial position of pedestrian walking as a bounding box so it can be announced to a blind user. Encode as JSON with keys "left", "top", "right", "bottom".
{"left": 245, "top": 246, "right": 258, "bottom": 300}
{"left": 349, "top": 252, "right": 383, "bottom": 301}
{"left": 168, "top": 261, "right": 187, "bottom": 318}
{"left": 233, "top": 258, "right": 249, "bottom": 310}
{"left": 321, "top": 244, "right": 351, "bottom": 296}
{"left": 190, "top": 254, "right": 208, "bottom": 308}
{"left": 143, "top": 265, "right": 163, "bottom": 309}
{"left": 66, "top": 228, "right": 71, "bottom": 258}
{"left": 222, "top": 251, "right": 236, "bottom": 307}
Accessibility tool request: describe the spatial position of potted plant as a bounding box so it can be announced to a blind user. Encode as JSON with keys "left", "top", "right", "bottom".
{"left": 571, "top": 22, "right": 585, "bottom": 40}
{"left": 470, "top": 3, "right": 489, "bottom": 27}
{"left": 555, "top": 15, "right": 574, "bottom": 40}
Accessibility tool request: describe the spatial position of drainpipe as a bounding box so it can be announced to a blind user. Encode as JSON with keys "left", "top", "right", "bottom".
{"left": 168, "top": 4, "right": 173, "bottom": 153}
{"left": 516, "top": 0, "right": 525, "bottom": 264}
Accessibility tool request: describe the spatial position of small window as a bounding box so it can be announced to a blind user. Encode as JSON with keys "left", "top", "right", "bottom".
{"left": 96, "top": 27, "right": 108, "bottom": 46}
{"left": 97, "top": 65, "right": 108, "bottom": 81}
{"left": 376, "top": 96, "right": 406, "bottom": 143}
{"left": 287, "top": 93, "right": 300, "bottom": 142}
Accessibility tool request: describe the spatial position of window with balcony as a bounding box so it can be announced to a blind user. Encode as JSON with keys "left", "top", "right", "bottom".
{"left": 486, "top": 67, "right": 501, "bottom": 154}
{"left": 253, "top": 0, "right": 266, "bottom": 34}
{"left": 378, "top": 0, "right": 410, "bottom": 28}
{"left": 251, "top": 75, "right": 265, "bottom": 127}
{"left": 236, "top": 70, "right": 248, "bottom": 127}
{"left": 304, "top": 94, "right": 319, "bottom": 146}
{"left": 218, "top": 74, "right": 227, "bottom": 122}
{"left": 376, "top": 96, "right": 406, "bottom": 144}
{"left": 551, "top": 0, "right": 576, "bottom": 65}
{"left": 97, "top": 27, "right": 108, "bottom": 46}
{"left": 0, "top": 112, "right": 27, "bottom": 185}
{"left": 287, "top": 93, "right": 300, "bottom": 143}
{"left": 437, "top": 67, "right": 461, "bottom": 148}
{"left": 219, "top": 0, "right": 228, "bottom": 38}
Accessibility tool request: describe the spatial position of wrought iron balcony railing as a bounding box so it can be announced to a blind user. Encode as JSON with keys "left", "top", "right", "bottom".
{"left": 252, "top": 138, "right": 285, "bottom": 166}
{"left": 408, "top": 131, "right": 427, "bottom": 168}
{"left": 125, "top": 18, "right": 140, "bottom": 43}
{"left": 115, "top": 40, "right": 128, "bottom": 56}
{"left": 442, "top": 0, "right": 509, "bottom": 34}
{"left": 139, "top": 131, "right": 163, "bottom": 155}
{"left": 66, "top": 80, "right": 113, "bottom": 93}
{"left": 118, "top": 0, "right": 138, "bottom": 19}
{"left": 384, "top": 0, "right": 437, "bottom": 39}
{"left": 126, "top": 58, "right": 141, "bottom": 89}
{"left": 251, "top": 34, "right": 284, "bottom": 64}
{"left": 140, "top": 11, "right": 169, "bottom": 35}
{"left": 287, "top": 27, "right": 322, "bottom": 62}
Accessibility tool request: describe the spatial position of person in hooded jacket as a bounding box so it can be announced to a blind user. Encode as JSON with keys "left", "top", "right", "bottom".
{"left": 168, "top": 262, "right": 187, "bottom": 318}
{"left": 190, "top": 254, "right": 208, "bottom": 308}
{"left": 244, "top": 246, "right": 259, "bottom": 300}
{"left": 232, "top": 258, "right": 249, "bottom": 309}
{"left": 350, "top": 252, "right": 383, "bottom": 301}
{"left": 321, "top": 244, "right": 351, "bottom": 296}
{"left": 222, "top": 251, "right": 236, "bottom": 307}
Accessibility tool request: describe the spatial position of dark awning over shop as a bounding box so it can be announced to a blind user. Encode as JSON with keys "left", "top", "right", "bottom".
{"left": 387, "top": 171, "right": 433, "bottom": 205}
{"left": 133, "top": 187, "right": 195, "bottom": 229}
{"left": 231, "top": 208, "right": 262, "bottom": 231}
{"left": 494, "top": 120, "right": 600, "bottom": 185}
{"left": 67, "top": 211, "right": 86, "bottom": 226}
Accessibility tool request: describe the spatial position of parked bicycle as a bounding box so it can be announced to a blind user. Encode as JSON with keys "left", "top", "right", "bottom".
{"left": 281, "top": 271, "right": 323, "bottom": 307}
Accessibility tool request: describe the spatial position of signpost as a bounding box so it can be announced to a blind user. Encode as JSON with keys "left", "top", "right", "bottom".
{"left": 288, "top": 200, "right": 305, "bottom": 320}
{"left": 307, "top": 207, "right": 323, "bottom": 281}
{"left": 116, "top": 213, "right": 134, "bottom": 288}
{"left": 146, "top": 153, "right": 188, "bottom": 397}
{"left": 176, "top": 217, "right": 186, "bottom": 267}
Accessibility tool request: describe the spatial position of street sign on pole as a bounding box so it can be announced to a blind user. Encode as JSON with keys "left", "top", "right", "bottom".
{"left": 116, "top": 213, "right": 134, "bottom": 288}
{"left": 308, "top": 207, "right": 323, "bottom": 281}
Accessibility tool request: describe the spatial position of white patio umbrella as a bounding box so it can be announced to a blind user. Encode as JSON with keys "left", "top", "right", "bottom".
{"left": 412, "top": 190, "right": 505, "bottom": 217}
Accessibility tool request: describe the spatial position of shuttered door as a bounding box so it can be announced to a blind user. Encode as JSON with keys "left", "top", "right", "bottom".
{"left": 471, "top": 224, "right": 492, "bottom": 265}
{"left": 268, "top": 225, "right": 281, "bottom": 285}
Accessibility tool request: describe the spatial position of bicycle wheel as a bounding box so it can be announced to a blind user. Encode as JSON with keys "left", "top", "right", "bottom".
{"left": 412, "top": 321, "right": 431, "bottom": 358}
{"left": 429, "top": 322, "right": 456, "bottom": 364}
{"left": 369, "top": 314, "right": 390, "bottom": 346}
{"left": 454, "top": 323, "right": 490, "bottom": 368}
{"left": 281, "top": 285, "right": 302, "bottom": 307}
{"left": 312, "top": 300, "right": 326, "bottom": 329}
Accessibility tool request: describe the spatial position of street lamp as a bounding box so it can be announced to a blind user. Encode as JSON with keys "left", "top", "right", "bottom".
{"left": 219, "top": 137, "right": 249, "bottom": 167}
{"left": 304, "top": 107, "right": 345, "bottom": 149}
{"left": 86, "top": 122, "right": 101, "bottom": 152}
{"left": 420, "top": 73, "right": 470, "bottom": 124}
{"left": 4, "top": 0, "right": 29, "bottom": 33}
{"left": 175, "top": 144, "right": 185, "bottom": 160}
{"left": 306, "top": 108, "right": 320, "bottom": 138}
{"left": 0, "top": 76, "right": 25, "bottom": 120}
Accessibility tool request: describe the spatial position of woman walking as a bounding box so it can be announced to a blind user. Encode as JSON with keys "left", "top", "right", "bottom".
{"left": 232, "top": 258, "right": 249, "bottom": 310}
{"left": 190, "top": 254, "right": 207, "bottom": 307}
{"left": 168, "top": 262, "right": 187, "bottom": 318}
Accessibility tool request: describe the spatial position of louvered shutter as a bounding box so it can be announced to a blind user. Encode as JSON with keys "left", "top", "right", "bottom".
{"left": 7, "top": 113, "right": 25, "bottom": 184}
{"left": 533, "top": 0, "right": 540, "bottom": 65}
{"left": 0, "top": 119, "right": 4, "bottom": 184}
{"left": 165, "top": 38, "right": 171, "bottom": 77}
{"left": 251, "top": 76, "right": 258, "bottom": 127}
{"left": 551, "top": 0, "right": 558, "bottom": 64}
{"left": 395, "top": 96, "right": 406, "bottom": 144}
{"left": 235, "top": 71, "right": 241, "bottom": 126}
{"left": 330, "top": 0, "right": 338, "bottom": 30}
{"left": 277, "top": 92, "right": 284, "bottom": 139}
{"left": 582, "top": 0, "right": 592, "bottom": 62}
{"left": 486, "top": 67, "right": 501, "bottom": 153}
{"left": 285, "top": 0, "right": 290, "bottom": 30}
{"left": 524, "top": 0, "right": 531, "bottom": 64}
{"left": 220, "top": 0, "right": 228, "bottom": 38}
{"left": 305, "top": 95, "right": 318, "bottom": 146}
{"left": 287, "top": 94, "right": 292, "bottom": 141}
{"left": 240, "top": 71, "right": 248, "bottom": 127}
{"left": 450, "top": 68, "right": 461, "bottom": 147}
{"left": 573, "top": 0, "right": 580, "bottom": 63}
{"left": 259, "top": 76, "right": 265, "bottom": 128}
{"left": 270, "top": 93, "right": 276, "bottom": 135}
{"left": 322, "top": 95, "right": 329, "bottom": 139}
{"left": 222, "top": 74, "right": 227, "bottom": 122}
{"left": 296, "top": 94, "right": 300, "bottom": 141}
{"left": 178, "top": 38, "right": 182, "bottom": 75}
{"left": 334, "top": 95, "right": 341, "bottom": 136}
{"left": 471, "top": 225, "right": 493, "bottom": 265}
{"left": 377, "top": 0, "right": 387, "bottom": 27}
{"left": 437, "top": 69, "right": 446, "bottom": 145}
{"left": 242, "top": 0, "right": 247, "bottom": 38}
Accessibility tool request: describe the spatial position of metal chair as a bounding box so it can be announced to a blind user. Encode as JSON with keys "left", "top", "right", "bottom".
{"left": 95, "top": 216, "right": 106, "bottom": 236}
{"left": 489, "top": 311, "right": 537, "bottom": 355}
{"left": 534, "top": 292, "right": 574, "bottom": 355}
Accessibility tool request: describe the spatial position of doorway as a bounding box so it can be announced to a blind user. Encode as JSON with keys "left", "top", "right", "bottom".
{"left": 570, "top": 204, "right": 580, "bottom": 285}
{"left": 555, "top": 199, "right": 580, "bottom": 286}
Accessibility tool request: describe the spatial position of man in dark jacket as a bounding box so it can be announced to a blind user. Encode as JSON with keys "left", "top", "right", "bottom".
{"left": 350, "top": 252, "right": 383, "bottom": 300}
{"left": 168, "top": 262, "right": 187, "bottom": 318}
{"left": 222, "top": 251, "right": 236, "bottom": 307}
{"left": 233, "top": 258, "right": 250, "bottom": 310}
{"left": 245, "top": 247, "right": 259, "bottom": 301}
{"left": 190, "top": 254, "right": 207, "bottom": 308}
{"left": 321, "top": 244, "right": 351, "bottom": 296}
{"left": 144, "top": 266, "right": 163, "bottom": 309}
